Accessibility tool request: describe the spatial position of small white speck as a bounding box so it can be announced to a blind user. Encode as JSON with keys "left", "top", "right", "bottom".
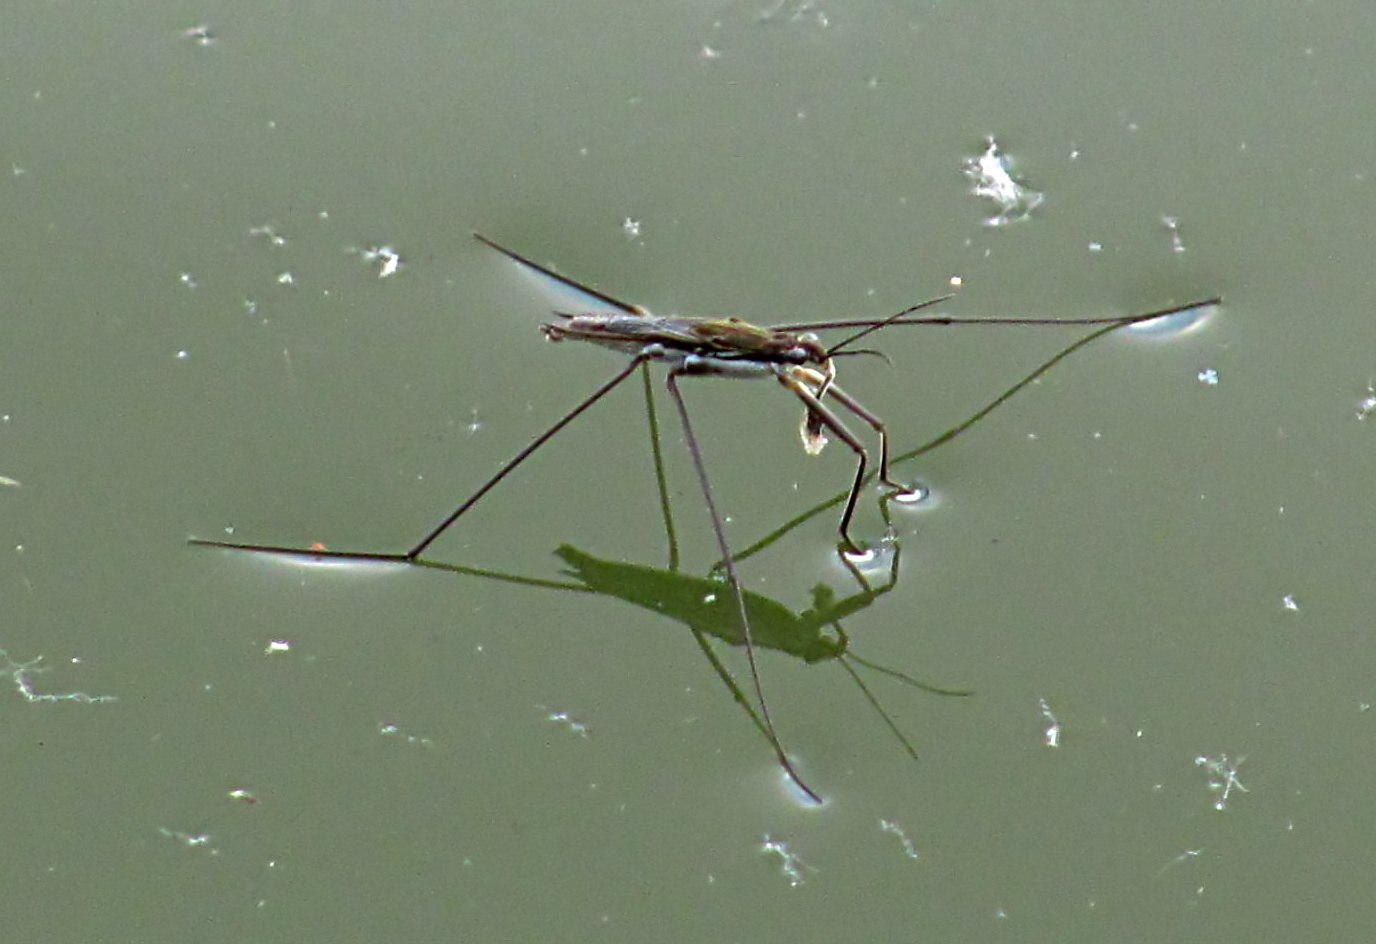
{"left": 182, "top": 24, "right": 216, "bottom": 46}
{"left": 249, "top": 224, "right": 288, "bottom": 247}
{"left": 355, "top": 245, "right": 402, "bottom": 278}
{"left": 622, "top": 218, "right": 641, "bottom": 239}
{"left": 1355, "top": 381, "right": 1376, "bottom": 420}
{"left": 1162, "top": 215, "right": 1186, "bottom": 253}
{"left": 1194, "top": 753, "right": 1248, "bottom": 810}
{"left": 1038, "top": 697, "right": 1062, "bottom": 747}
{"left": 879, "top": 819, "right": 920, "bottom": 860}
{"left": 178, "top": 272, "right": 198, "bottom": 289}
{"left": 276, "top": 271, "right": 295, "bottom": 285}
{"left": 1282, "top": 594, "right": 1299, "bottom": 612}
{"left": 1197, "top": 368, "right": 1219, "bottom": 386}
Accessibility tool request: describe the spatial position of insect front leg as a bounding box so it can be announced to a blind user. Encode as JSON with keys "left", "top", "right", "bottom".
{"left": 777, "top": 368, "right": 874, "bottom": 555}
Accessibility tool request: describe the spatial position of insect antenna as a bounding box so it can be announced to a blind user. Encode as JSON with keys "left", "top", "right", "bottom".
{"left": 829, "top": 348, "right": 892, "bottom": 366}
{"left": 824, "top": 295, "right": 953, "bottom": 356}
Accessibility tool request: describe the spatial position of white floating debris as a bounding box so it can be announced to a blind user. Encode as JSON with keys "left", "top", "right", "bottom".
{"left": 1194, "top": 753, "right": 1248, "bottom": 811}
{"left": 621, "top": 217, "right": 642, "bottom": 239}
{"left": 158, "top": 827, "right": 219, "bottom": 853}
{"left": 1162, "top": 215, "right": 1186, "bottom": 253}
{"left": 379, "top": 721, "right": 434, "bottom": 746}
{"left": 759, "top": 0, "right": 830, "bottom": 27}
{"left": 1282, "top": 594, "right": 1299, "bottom": 612}
{"left": 761, "top": 834, "right": 815, "bottom": 887}
{"left": 1356, "top": 381, "right": 1376, "bottom": 420}
{"left": 248, "top": 224, "right": 288, "bottom": 247}
{"left": 181, "top": 24, "right": 216, "bottom": 47}
{"left": 962, "top": 138, "right": 1044, "bottom": 226}
{"left": 1197, "top": 368, "right": 1219, "bottom": 386}
{"left": 2, "top": 648, "right": 116, "bottom": 703}
{"left": 544, "top": 707, "right": 591, "bottom": 738}
{"left": 355, "top": 245, "right": 403, "bottom": 278}
{"left": 264, "top": 639, "right": 291, "bottom": 655}
{"left": 1038, "top": 697, "right": 1062, "bottom": 748}
{"left": 879, "top": 819, "right": 920, "bottom": 860}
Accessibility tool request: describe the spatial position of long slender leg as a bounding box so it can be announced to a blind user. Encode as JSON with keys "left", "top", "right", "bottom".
{"left": 820, "top": 382, "right": 910, "bottom": 493}
{"left": 406, "top": 352, "right": 654, "bottom": 559}
{"left": 665, "top": 369, "right": 823, "bottom": 805}
{"left": 191, "top": 352, "right": 655, "bottom": 561}
{"left": 473, "top": 232, "right": 645, "bottom": 315}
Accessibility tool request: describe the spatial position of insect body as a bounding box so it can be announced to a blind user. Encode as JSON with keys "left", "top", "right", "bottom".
{"left": 192, "top": 231, "right": 1220, "bottom": 803}
{"left": 478, "top": 233, "right": 930, "bottom": 561}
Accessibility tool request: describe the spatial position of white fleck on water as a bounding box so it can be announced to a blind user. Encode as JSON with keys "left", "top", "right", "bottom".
{"left": 1355, "top": 380, "right": 1376, "bottom": 420}
{"left": 761, "top": 834, "right": 815, "bottom": 887}
{"left": 1162, "top": 215, "right": 1187, "bottom": 253}
{"left": 1194, "top": 753, "right": 1248, "bottom": 811}
{"left": 962, "top": 138, "right": 1044, "bottom": 226}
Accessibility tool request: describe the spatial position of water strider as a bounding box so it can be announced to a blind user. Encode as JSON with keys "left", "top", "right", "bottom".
{"left": 192, "top": 232, "right": 1220, "bottom": 802}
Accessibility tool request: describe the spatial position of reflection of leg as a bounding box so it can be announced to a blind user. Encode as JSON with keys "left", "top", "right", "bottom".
{"left": 639, "top": 363, "right": 679, "bottom": 572}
